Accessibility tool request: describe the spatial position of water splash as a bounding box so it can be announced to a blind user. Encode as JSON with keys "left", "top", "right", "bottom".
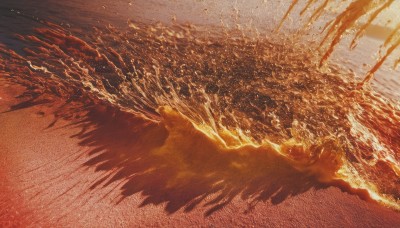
{"left": 1, "top": 19, "right": 399, "bottom": 209}
{"left": 279, "top": 0, "right": 400, "bottom": 85}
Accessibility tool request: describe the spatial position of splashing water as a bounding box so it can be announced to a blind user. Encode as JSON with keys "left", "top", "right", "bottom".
{"left": 279, "top": 0, "right": 400, "bottom": 85}
{"left": 1, "top": 3, "right": 400, "bottom": 210}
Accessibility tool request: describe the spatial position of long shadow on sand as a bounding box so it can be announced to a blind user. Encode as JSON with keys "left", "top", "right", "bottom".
{"left": 57, "top": 102, "right": 325, "bottom": 216}
{"left": 3, "top": 92, "right": 326, "bottom": 216}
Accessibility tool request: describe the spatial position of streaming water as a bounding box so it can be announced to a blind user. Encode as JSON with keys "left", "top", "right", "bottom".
{"left": 1, "top": 0, "right": 399, "bottom": 210}
{"left": 280, "top": 0, "right": 400, "bottom": 84}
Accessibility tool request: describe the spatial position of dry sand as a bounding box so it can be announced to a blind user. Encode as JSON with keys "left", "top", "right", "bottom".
{"left": 1, "top": 0, "right": 400, "bottom": 226}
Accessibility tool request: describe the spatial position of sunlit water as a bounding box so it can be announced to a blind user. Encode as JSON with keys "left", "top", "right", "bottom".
{"left": 1, "top": 0, "right": 400, "bottom": 210}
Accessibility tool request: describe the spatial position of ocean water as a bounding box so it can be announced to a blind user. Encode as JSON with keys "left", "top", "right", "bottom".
{"left": 1, "top": 0, "right": 400, "bottom": 210}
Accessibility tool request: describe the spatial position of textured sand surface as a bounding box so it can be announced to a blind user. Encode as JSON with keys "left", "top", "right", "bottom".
{"left": 1, "top": 0, "right": 400, "bottom": 226}
{"left": 1, "top": 82, "right": 400, "bottom": 227}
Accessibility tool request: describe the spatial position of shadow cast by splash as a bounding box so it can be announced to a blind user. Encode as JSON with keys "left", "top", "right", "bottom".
{"left": 60, "top": 103, "right": 325, "bottom": 216}
{"left": 3, "top": 92, "right": 325, "bottom": 216}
